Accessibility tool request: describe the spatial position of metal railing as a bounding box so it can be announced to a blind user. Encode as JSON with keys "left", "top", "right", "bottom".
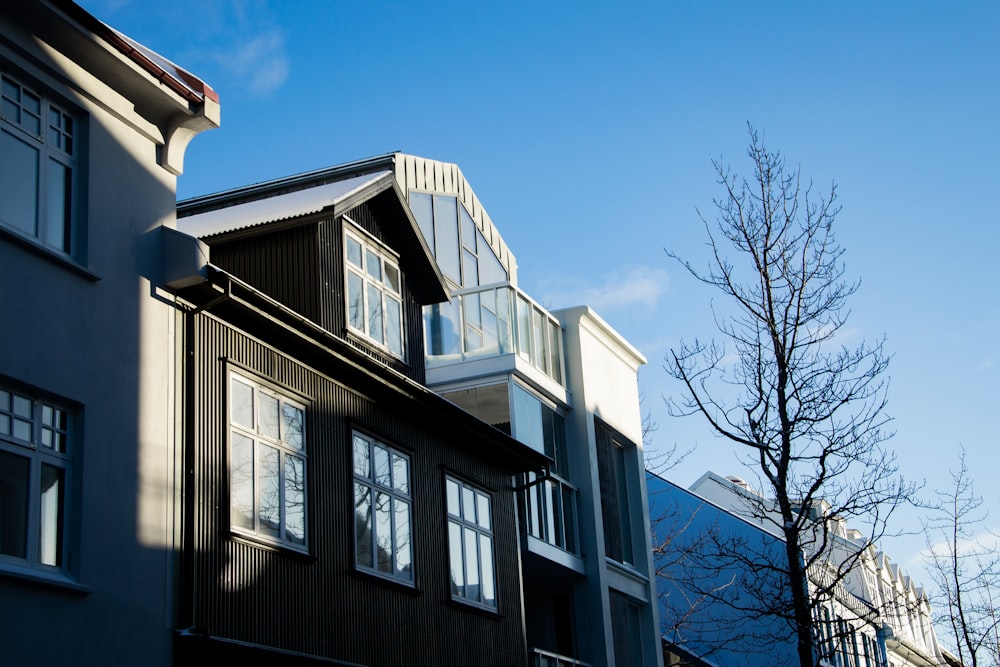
{"left": 521, "top": 471, "right": 579, "bottom": 555}
{"left": 532, "top": 648, "right": 591, "bottom": 667}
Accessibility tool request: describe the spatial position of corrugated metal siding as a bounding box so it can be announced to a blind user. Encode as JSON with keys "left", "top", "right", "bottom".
{"left": 211, "top": 224, "right": 322, "bottom": 323}
{"left": 186, "top": 312, "right": 525, "bottom": 667}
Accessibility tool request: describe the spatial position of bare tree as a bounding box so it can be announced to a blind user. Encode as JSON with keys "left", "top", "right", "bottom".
{"left": 664, "top": 126, "right": 916, "bottom": 667}
{"left": 923, "top": 448, "right": 1000, "bottom": 667}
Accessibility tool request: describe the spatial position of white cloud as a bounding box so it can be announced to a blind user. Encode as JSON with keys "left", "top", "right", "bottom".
{"left": 216, "top": 29, "right": 289, "bottom": 95}
{"left": 539, "top": 265, "right": 670, "bottom": 313}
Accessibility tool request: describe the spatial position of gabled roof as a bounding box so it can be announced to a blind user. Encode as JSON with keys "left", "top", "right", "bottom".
{"left": 178, "top": 169, "right": 449, "bottom": 305}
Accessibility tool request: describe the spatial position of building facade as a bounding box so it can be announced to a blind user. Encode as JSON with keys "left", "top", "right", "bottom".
{"left": 0, "top": 2, "right": 218, "bottom": 665}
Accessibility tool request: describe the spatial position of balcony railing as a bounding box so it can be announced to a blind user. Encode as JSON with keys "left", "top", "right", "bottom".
{"left": 532, "top": 648, "right": 591, "bottom": 667}
{"left": 521, "top": 471, "right": 579, "bottom": 555}
{"left": 424, "top": 283, "right": 564, "bottom": 386}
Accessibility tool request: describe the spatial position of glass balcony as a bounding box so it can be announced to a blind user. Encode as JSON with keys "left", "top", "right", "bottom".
{"left": 532, "top": 648, "right": 591, "bottom": 667}
{"left": 424, "top": 283, "right": 564, "bottom": 386}
{"left": 520, "top": 471, "right": 579, "bottom": 555}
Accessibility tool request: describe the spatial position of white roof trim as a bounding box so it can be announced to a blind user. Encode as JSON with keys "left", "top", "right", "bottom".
{"left": 178, "top": 171, "right": 391, "bottom": 239}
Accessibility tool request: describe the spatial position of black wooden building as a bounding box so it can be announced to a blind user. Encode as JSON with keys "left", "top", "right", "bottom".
{"left": 169, "top": 170, "right": 547, "bottom": 666}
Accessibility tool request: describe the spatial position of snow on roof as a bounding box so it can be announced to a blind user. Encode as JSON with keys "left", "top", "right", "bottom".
{"left": 178, "top": 171, "right": 392, "bottom": 239}
{"left": 106, "top": 26, "right": 218, "bottom": 102}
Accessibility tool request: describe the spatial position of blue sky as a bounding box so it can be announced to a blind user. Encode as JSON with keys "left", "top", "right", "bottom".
{"left": 79, "top": 1, "right": 998, "bottom": 571}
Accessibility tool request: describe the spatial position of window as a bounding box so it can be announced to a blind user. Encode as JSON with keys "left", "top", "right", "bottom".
{"left": 352, "top": 433, "right": 412, "bottom": 583}
{"left": 345, "top": 226, "right": 404, "bottom": 358}
{"left": 229, "top": 372, "right": 307, "bottom": 549}
{"left": 0, "top": 73, "right": 79, "bottom": 258}
{"left": 445, "top": 476, "right": 496, "bottom": 609}
{"left": 409, "top": 192, "right": 507, "bottom": 288}
{"left": 595, "top": 419, "right": 637, "bottom": 566}
{"left": 0, "top": 383, "right": 72, "bottom": 572}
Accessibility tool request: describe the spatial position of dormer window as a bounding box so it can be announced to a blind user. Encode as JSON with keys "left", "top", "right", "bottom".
{"left": 345, "top": 224, "right": 404, "bottom": 358}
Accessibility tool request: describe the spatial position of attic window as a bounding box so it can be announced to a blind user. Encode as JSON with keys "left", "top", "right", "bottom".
{"left": 345, "top": 224, "right": 404, "bottom": 359}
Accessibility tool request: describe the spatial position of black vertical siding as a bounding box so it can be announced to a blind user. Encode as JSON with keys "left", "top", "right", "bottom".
{"left": 185, "top": 312, "right": 525, "bottom": 667}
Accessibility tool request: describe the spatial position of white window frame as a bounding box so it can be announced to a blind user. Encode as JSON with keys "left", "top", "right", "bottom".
{"left": 0, "top": 71, "right": 80, "bottom": 259}
{"left": 228, "top": 371, "right": 308, "bottom": 551}
{"left": 0, "top": 382, "right": 73, "bottom": 575}
{"left": 445, "top": 476, "right": 497, "bottom": 610}
{"left": 344, "top": 222, "right": 405, "bottom": 360}
{"left": 352, "top": 432, "right": 413, "bottom": 584}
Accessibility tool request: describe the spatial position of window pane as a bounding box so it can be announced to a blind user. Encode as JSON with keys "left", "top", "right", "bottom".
{"left": 391, "top": 452, "right": 409, "bottom": 494}
{"left": 384, "top": 262, "right": 400, "bottom": 293}
{"left": 258, "top": 446, "right": 280, "bottom": 538}
{"left": 0, "top": 451, "right": 29, "bottom": 558}
{"left": 346, "top": 234, "right": 362, "bottom": 267}
{"left": 394, "top": 500, "right": 412, "bottom": 581}
{"left": 375, "top": 491, "right": 392, "bottom": 573}
{"left": 462, "top": 249, "right": 479, "bottom": 288}
{"left": 516, "top": 295, "right": 532, "bottom": 361}
{"left": 39, "top": 464, "right": 64, "bottom": 566}
{"left": 366, "top": 282, "right": 383, "bottom": 343}
{"left": 476, "top": 492, "right": 491, "bottom": 530}
{"left": 464, "top": 527, "right": 480, "bottom": 601}
{"left": 478, "top": 229, "right": 507, "bottom": 284}
{"left": 460, "top": 205, "right": 477, "bottom": 252}
{"left": 448, "top": 521, "right": 464, "bottom": 596}
{"left": 446, "top": 478, "right": 461, "bottom": 517}
{"left": 12, "top": 394, "right": 30, "bottom": 418}
{"left": 374, "top": 445, "right": 391, "bottom": 487}
{"left": 284, "top": 455, "right": 305, "bottom": 545}
{"left": 433, "top": 195, "right": 460, "bottom": 284}
{"left": 45, "top": 159, "right": 71, "bottom": 253}
{"left": 282, "top": 403, "right": 304, "bottom": 450}
{"left": 353, "top": 434, "right": 370, "bottom": 478}
{"left": 479, "top": 533, "right": 495, "bottom": 607}
{"left": 230, "top": 378, "right": 253, "bottom": 429}
{"left": 355, "top": 483, "right": 372, "bottom": 568}
{"left": 365, "top": 249, "right": 382, "bottom": 281}
{"left": 258, "top": 392, "right": 279, "bottom": 439}
{"left": 230, "top": 432, "right": 254, "bottom": 531}
{"left": 462, "top": 485, "right": 476, "bottom": 523}
{"left": 409, "top": 192, "right": 434, "bottom": 247}
{"left": 426, "top": 300, "right": 461, "bottom": 357}
{"left": 348, "top": 271, "right": 365, "bottom": 331}
{"left": 0, "top": 129, "right": 39, "bottom": 237}
{"left": 385, "top": 296, "right": 402, "bottom": 357}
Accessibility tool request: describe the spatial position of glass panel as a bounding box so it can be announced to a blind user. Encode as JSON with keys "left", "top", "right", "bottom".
{"left": 365, "top": 249, "right": 382, "bottom": 281}
{"left": 479, "top": 533, "right": 496, "bottom": 607}
{"left": 409, "top": 192, "right": 434, "bottom": 247}
{"left": 347, "top": 271, "right": 365, "bottom": 331}
{"left": 532, "top": 308, "right": 546, "bottom": 369}
{"left": 0, "top": 129, "right": 39, "bottom": 237}
{"left": 446, "top": 478, "right": 461, "bottom": 517}
{"left": 448, "top": 521, "right": 464, "bottom": 596}
{"left": 464, "top": 292, "right": 482, "bottom": 330}
{"left": 0, "top": 414, "right": 9, "bottom": 436}
{"left": 478, "top": 228, "right": 507, "bottom": 284}
{"left": 462, "top": 250, "right": 479, "bottom": 289}
{"left": 355, "top": 483, "right": 373, "bottom": 568}
{"left": 391, "top": 452, "right": 409, "bottom": 494}
{"left": 230, "top": 378, "right": 253, "bottom": 429}
{"left": 346, "top": 234, "right": 362, "bottom": 267}
{"left": 462, "top": 485, "right": 476, "bottom": 523}
{"left": 39, "top": 464, "right": 64, "bottom": 566}
{"left": 385, "top": 296, "right": 402, "bottom": 357}
{"left": 13, "top": 417, "right": 31, "bottom": 442}
{"left": 383, "top": 262, "right": 400, "bottom": 293}
{"left": 258, "top": 445, "right": 280, "bottom": 538}
{"left": 367, "top": 282, "right": 383, "bottom": 343}
{"left": 353, "top": 434, "right": 370, "bottom": 478}
{"left": 258, "top": 392, "right": 279, "bottom": 439}
{"left": 0, "top": 451, "right": 29, "bottom": 558}
{"left": 516, "top": 294, "right": 532, "bottom": 361}
{"left": 562, "top": 484, "right": 577, "bottom": 553}
{"left": 426, "top": 300, "right": 461, "bottom": 357}
{"left": 433, "top": 194, "right": 460, "bottom": 284}
{"left": 1, "top": 78, "right": 18, "bottom": 121}
{"left": 476, "top": 491, "right": 491, "bottom": 530}
{"left": 284, "top": 455, "right": 305, "bottom": 545}
{"left": 282, "top": 403, "right": 304, "bottom": 450}
{"left": 375, "top": 491, "right": 392, "bottom": 573}
{"left": 0, "top": 389, "right": 8, "bottom": 411}
{"left": 22, "top": 91, "right": 40, "bottom": 136}
{"left": 548, "top": 320, "right": 562, "bottom": 383}
{"left": 394, "top": 500, "right": 412, "bottom": 580}
{"left": 460, "top": 204, "right": 477, "bottom": 251}
{"left": 374, "top": 445, "right": 391, "bottom": 487}
{"left": 464, "top": 527, "right": 480, "bottom": 602}
{"left": 45, "top": 159, "right": 71, "bottom": 253}
{"left": 496, "top": 288, "right": 511, "bottom": 354}
{"left": 230, "top": 432, "right": 254, "bottom": 531}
